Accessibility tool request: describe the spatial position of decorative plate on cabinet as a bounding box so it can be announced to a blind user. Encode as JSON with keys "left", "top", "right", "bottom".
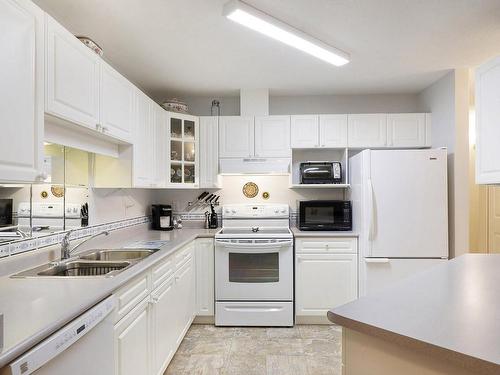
{"left": 242, "top": 182, "right": 259, "bottom": 198}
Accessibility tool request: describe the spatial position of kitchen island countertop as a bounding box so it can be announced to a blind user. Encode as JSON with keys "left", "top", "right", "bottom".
{"left": 328, "top": 254, "right": 500, "bottom": 375}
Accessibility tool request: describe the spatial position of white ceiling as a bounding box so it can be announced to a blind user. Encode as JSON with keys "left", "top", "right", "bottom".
{"left": 34, "top": 0, "right": 500, "bottom": 100}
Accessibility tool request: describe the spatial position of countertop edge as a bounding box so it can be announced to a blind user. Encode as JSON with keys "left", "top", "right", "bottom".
{"left": 0, "top": 230, "right": 215, "bottom": 368}
{"left": 327, "top": 311, "right": 499, "bottom": 375}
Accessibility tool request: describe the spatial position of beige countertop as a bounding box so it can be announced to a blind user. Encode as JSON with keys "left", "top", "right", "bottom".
{"left": 0, "top": 225, "right": 217, "bottom": 368}
{"left": 328, "top": 254, "right": 500, "bottom": 375}
{"left": 291, "top": 226, "right": 358, "bottom": 237}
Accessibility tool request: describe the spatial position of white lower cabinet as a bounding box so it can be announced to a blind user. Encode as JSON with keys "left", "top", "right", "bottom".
{"left": 113, "top": 242, "right": 196, "bottom": 375}
{"left": 151, "top": 276, "right": 176, "bottom": 375}
{"left": 295, "top": 238, "right": 358, "bottom": 321}
{"left": 114, "top": 298, "right": 151, "bottom": 375}
{"left": 195, "top": 239, "right": 215, "bottom": 316}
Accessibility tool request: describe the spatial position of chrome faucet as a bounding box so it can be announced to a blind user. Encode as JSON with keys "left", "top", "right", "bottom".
{"left": 60, "top": 230, "right": 110, "bottom": 261}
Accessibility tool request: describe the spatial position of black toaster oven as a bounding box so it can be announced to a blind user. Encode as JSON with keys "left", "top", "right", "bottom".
{"left": 299, "top": 161, "right": 342, "bottom": 184}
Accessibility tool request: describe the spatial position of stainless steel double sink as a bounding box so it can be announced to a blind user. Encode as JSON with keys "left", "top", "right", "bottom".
{"left": 12, "top": 249, "right": 158, "bottom": 278}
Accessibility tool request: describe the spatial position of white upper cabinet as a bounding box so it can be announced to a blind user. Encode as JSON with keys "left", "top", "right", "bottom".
{"left": 319, "top": 114, "right": 348, "bottom": 148}
{"left": 219, "top": 116, "right": 254, "bottom": 158}
{"left": 45, "top": 15, "right": 100, "bottom": 129}
{"left": 347, "top": 114, "right": 388, "bottom": 148}
{"left": 152, "top": 104, "right": 166, "bottom": 188}
{"left": 291, "top": 115, "right": 320, "bottom": 148}
{"left": 387, "top": 113, "right": 430, "bottom": 148}
{"left": 254, "top": 116, "right": 291, "bottom": 157}
{"left": 133, "top": 91, "right": 152, "bottom": 187}
{"left": 100, "top": 61, "right": 135, "bottom": 142}
{"left": 476, "top": 56, "right": 500, "bottom": 184}
{"left": 168, "top": 113, "right": 199, "bottom": 188}
{"left": 0, "top": 0, "right": 44, "bottom": 183}
{"left": 199, "top": 116, "right": 220, "bottom": 188}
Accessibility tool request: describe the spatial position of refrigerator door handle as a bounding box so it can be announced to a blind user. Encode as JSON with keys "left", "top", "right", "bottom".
{"left": 365, "top": 258, "right": 390, "bottom": 263}
{"left": 367, "top": 178, "right": 376, "bottom": 241}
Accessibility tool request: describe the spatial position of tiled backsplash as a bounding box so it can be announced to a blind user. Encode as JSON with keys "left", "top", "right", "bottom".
{"left": 0, "top": 216, "right": 150, "bottom": 258}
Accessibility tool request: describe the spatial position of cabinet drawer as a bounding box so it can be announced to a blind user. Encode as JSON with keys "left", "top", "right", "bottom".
{"left": 151, "top": 255, "right": 174, "bottom": 290}
{"left": 174, "top": 243, "right": 194, "bottom": 270}
{"left": 296, "top": 238, "right": 357, "bottom": 254}
{"left": 113, "top": 273, "right": 150, "bottom": 322}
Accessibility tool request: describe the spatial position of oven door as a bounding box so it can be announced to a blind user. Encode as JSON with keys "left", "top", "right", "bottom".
{"left": 215, "top": 238, "right": 293, "bottom": 301}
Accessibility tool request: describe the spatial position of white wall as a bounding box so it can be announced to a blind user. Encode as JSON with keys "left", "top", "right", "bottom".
{"left": 154, "top": 175, "right": 344, "bottom": 213}
{"left": 88, "top": 188, "right": 155, "bottom": 225}
{"left": 417, "top": 69, "right": 470, "bottom": 258}
{"left": 183, "top": 93, "right": 420, "bottom": 116}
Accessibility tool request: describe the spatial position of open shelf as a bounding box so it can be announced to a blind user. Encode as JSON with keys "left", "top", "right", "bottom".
{"left": 290, "top": 148, "right": 350, "bottom": 188}
{"left": 289, "top": 183, "right": 350, "bottom": 189}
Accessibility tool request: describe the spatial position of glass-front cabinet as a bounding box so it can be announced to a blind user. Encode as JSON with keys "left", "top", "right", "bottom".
{"left": 168, "top": 113, "right": 199, "bottom": 187}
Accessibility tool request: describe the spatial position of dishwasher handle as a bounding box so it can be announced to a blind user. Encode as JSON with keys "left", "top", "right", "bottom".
{"left": 7, "top": 295, "right": 115, "bottom": 375}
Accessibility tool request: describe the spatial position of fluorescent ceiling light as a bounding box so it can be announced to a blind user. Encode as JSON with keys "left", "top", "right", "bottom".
{"left": 223, "top": 0, "right": 350, "bottom": 67}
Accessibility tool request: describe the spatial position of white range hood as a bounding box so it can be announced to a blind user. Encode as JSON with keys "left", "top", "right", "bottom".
{"left": 219, "top": 158, "right": 290, "bottom": 174}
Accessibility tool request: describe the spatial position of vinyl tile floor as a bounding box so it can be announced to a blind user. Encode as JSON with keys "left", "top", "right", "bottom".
{"left": 165, "top": 324, "right": 342, "bottom": 375}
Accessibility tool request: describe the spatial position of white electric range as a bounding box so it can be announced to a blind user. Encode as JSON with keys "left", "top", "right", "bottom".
{"left": 215, "top": 204, "right": 294, "bottom": 327}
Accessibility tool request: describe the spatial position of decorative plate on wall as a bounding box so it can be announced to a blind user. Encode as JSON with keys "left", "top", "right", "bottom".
{"left": 51, "top": 185, "right": 64, "bottom": 198}
{"left": 242, "top": 182, "right": 259, "bottom": 198}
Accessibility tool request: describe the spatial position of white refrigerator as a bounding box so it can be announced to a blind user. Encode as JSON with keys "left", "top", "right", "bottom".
{"left": 349, "top": 149, "right": 449, "bottom": 297}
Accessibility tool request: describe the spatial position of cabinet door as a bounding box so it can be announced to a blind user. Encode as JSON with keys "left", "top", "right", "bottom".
{"left": 168, "top": 114, "right": 199, "bottom": 187}
{"left": 387, "top": 113, "right": 428, "bottom": 147}
{"left": 100, "top": 62, "right": 135, "bottom": 142}
{"left": 347, "top": 114, "right": 387, "bottom": 148}
{"left": 219, "top": 116, "right": 254, "bottom": 157}
{"left": 133, "top": 92, "right": 152, "bottom": 187}
{"left": 199, "top": 116, "right": 219, "bottom": 188}
{"left": 295, "top": 253, "right": 357, "bottom": 316}
{"left": 45, "top": 15, "right": 99, "bottom": 129}
{"left": 0, "top": 0, "right": 44, "bottom": 183}
{"left": 319, "top": 115, "right": 348, "bottom": 148}
{"left": 195, "top": 239, "right": 214, "bottom": 316}
{"left": 151, "top": 105, "right": 166, "bottom": 188}
{"left": 291, "top": 115, "right": 319, "bottom": 148}
{"left": 114, "top": 298, "right": 151, "bottom": 375}
{"left": 151, "top": 276, "right": 176, "bottom": 375}
{"left": 173, "top": 256, "right": 195, "bottom": 347}
{"left": 254, "top": 116, "right": 291, "bottom": 157}
{"left": 476, "top": 56, "right": 500, "bottom": 184}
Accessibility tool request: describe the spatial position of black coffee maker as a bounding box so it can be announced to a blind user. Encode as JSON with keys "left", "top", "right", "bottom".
{"left": 152, "top": 205, "right": 173, "bottom": 231}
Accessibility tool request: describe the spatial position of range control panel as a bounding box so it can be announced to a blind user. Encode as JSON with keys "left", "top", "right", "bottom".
{"left": 222, "top": 204, "right": 289, "bottom": 219}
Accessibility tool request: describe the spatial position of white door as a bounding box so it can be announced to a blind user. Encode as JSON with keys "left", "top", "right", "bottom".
{"left": 199, "top": 116, "right": 219, "bottom": 188}
{"left": 254, "top": 116, "right": 291, "bottom": 157}
{"left": 361, "top": 258, "right": 446, "bottom": 297}
{"left": 387, "top": 113, "right": 428, "bottom": 147}
{"left": 151, "top": 276, "right": 176, "bottom": 375}
{"left": 133, "top": 92, "right": 152, "bottom": 187}
{"left": 488, "top": 186, "right": 500, "bottom": 253}
{"left": 348, "top": 114, "right": 387, "bottom": 148}
{"left": 296, "top": 253, "right": 357, "bottom": 316}
{"left": 319, "top": 114, "right": 348, "bottom": 148}
{"left": 219, "top": 116, "right": 254, "bottom": 157}
{"left": 215, "top": 239, "right": 294, "bottom": 300}
{"left": 195, "top": 239, "right": 215, "bottom": 316}
{"left": 291, "top": 115, "right": 319, "bottom": 148}
{"left": 0, "top": 0, "right": 44, "bottom": 183}
{"left": 114, "top": 298, "right": 150, "bottom": 375}
{"left": 172, "top": 256, "right": 195, "bottom": 347}
{"left": 45, "top": 15, "right": 100, "bottom": 129}
{"left": 151, "top": 105, "right": 165, "bottom": 188}
{"left": 475, "top": 56, "right": 500, "bottom": 184}
{"left": 367, "top": 149, "right": 448, "bottom": 258}
{"left": 100, "top": 62, "right": 134, "bottom": 142}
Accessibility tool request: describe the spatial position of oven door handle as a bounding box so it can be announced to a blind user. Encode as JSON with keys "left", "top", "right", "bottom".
{"left": 215, "top": 239, "right": 293, "bottom": 250}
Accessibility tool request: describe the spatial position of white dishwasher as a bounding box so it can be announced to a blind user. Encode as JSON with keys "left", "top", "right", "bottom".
{"left": 2, "top": 296, "right": 115, "bottom": 375}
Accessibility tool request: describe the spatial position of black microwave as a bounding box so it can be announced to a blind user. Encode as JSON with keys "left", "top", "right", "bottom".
{"left": 298, "top": 200, "right": 352, "bottom": 231}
